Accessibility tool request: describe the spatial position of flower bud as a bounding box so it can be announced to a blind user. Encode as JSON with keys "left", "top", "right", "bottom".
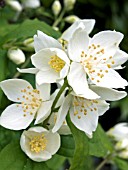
{"left": 118, "top": 150, "right": 128, "bottom": 159}
{"left": 64, "top": 0, "right": 76, "bottom": 11}
{"left": 65, "top": 15, "right": 80, "bottom": 24}
{"left": 52, "top": 0, "right": 61, "bottom": 16}
{"left": 23, "top": 38, "right": 34, "bottom": 49}
{"left": 8, "top": 47, "right": 25, "bottom": 65}
{"left": 6, "top": 0, "right": 22, "bottom": 12}
{"left": 21, "top": 0, "right": 40, "bottom": 9}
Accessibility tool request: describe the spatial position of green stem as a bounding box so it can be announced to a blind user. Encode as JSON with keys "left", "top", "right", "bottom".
{"left": 52, "top": 8, "right": 66, "bottom": 27}
{"left": 51, "top": 78, "right": 68, "bottom": 110}
{"left": 13, "top": 56, "right": 31, "bottom": 78}
{"left": 95, "top": 154, "right": 112, "bottom": 170}
{"left": 43, "top": 78, "right": 68, "bottom": 127}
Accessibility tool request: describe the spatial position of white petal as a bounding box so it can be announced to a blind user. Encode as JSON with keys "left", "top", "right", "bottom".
{"left": 91, "top": 31, "right": 123, "bottom": 48}
{"left": 52, "top": 95, "right": 72, "bottom": 133}
{"left": 89, "top": 66, "right": 128, "bottom": 89}
{"left": 68, "top": 29, "right": 89, "bottom": 62}
{"left": 47, "top": 112, "right": 71, "bottom": 135}
{"left": 36, "top": 70, "right": 59, "bottom": 85}
{"left": 31, "top": 48, "right": 53, "bottom": 71}
{"left": 28, "top": 126, "right": 48, "bottom": 133}
{"left": 68, "top": 62, "right": 100, "bottom": 99}
{"left": 34, "top": 30, "right": 62, "bottom": 52}
{"left": 36, "top": 83, "right": 51, "bottom": 101}
{"left": 107, "top": 49, "right": 128, "bottom": 68}
{"left": 90, "top": 85, "right": 127, "bottom": 101}
{"left": 35, "top": 101, "right": 53, "bottom": 124}
{"left": 96, "top": 100, "right": 109, "bottom": 116}
{"left": 70, "top": 101, "right": 99, "bottom": 138}
{"left": 61, "top": 19, "right": 95, "bottom": 41}
{"left": 17, "top": 68, "right": 39, "bottom": 74}
{"left": 26, "top": 149, "right": 51, "bottom": 162}
{"left": 0, "top": 79, "right": 33, "bottom": 102}
{"left": 45, "top": 131, "right": 60, "bottom": 155}
{"left": 0, "top": 104, "right": 35, "bottom": 130}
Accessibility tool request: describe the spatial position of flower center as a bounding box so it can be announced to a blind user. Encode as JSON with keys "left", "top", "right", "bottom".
{"left": 48, "top": 55, "right": 65, "bottom": 73}
{"left": 73, "top": 97, "right": 98, "bottom": 119}
{"left": 17, "top": 86, "right": 42, "bottom": 117}
{"left": 29, "top": 134, "right": 47, "bottom": 153}
{"left": 80, "top": 43, "right": 115, "bottom": 83}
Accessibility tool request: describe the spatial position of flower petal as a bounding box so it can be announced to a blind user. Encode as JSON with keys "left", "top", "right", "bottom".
{"left": 68, "top": 62, "right": 100, "bottom": 99}
{"left": 52, "top": 95, "right": 72, "bottom": 133}
{"left": 61, "top": 19, "right": 95, "bottom": 41}
{"left": 0, "top": 79, "right": 33, "bottom": 102}
{"left": 0, "top": 104, "right": 35, "bottom": 130}
{"left": 68, "top": 29, "right": 89, "bottom": 62}
{"left": 90, "top": 85, "right": 127, "bottom": 101}
{"left": 34, "top": 30, "right": 62, "bottom": 52}
{"left": 88, "top": 65, "right": 128, "bottom": 88}
{"left": 36, "top": 83, "right": 51, "bottom": 101}
{"left": 91, "top": 31, "right": 123, "bottom": 48}
{"left": 106, "top": 49, "right": 128, "bottom": 68}
{"left": 96, "top": 100, "right": 109, "bottom": 116}
{"left": 48, "top": 112, "right": 71, "bottom": 135}
{"left": 17, "top": 68, "right": 39, "bottom": 74}
{"left": 70, "top": 100, "right": 99, "bottom": 138}
{"left": 36, "top": 70, "right": 59, "bottom": 85}
{"left": 32, "top": 48, "right": 69, "bottom": 70}
{"left": 35, "top": 101, "right": 53, "bottom": 124}
{"left": 45, "top": 131, "right": 60, "bottom": 155}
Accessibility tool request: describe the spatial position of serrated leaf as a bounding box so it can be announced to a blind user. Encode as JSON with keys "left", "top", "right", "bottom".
{"left": 0, "top": 141, "right": 63, "bottom": 170}
{"left": 67, "top": 115, "right": 90, "bottom": 170}
{"left": 57, "top": 135, "right": 75, "bottom": 157}
{"left": 113, "top": 157, "right": 128, "bottom": 170}
{"left": 89, "top": 124, "right": 114, "bottom": 157}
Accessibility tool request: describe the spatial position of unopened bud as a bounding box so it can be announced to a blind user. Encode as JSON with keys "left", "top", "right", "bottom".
{"left": 23, "top": 38, "right": 34, "bottom": 49}
{"left": 8, "top": 47, "right": 25, "bottom": 65}
{"left": 53, "top": 26, "right": 59, "bottom": 31}
{"left": 52, "top": 0, "right": 61, "bottom": 16}
{"left": 21, "top": 0, "right": 40, "bottom": 9}
{"left": 6, "top": 0, "right": 22, "bottom": 12}
{"left": 118, "top": 150, "right": 128, "bottom": 159}
{"left": 65, "top": 15, "right": 80, "bottom": 24}
{"left": 64, "top": 0, "right": 76, "bottom": 11}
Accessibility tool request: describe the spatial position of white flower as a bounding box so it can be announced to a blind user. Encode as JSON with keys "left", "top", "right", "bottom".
{"left": 118, "top": 149, "right": 128, "bottom": 159}
{"left": 64, "top": 15, "right": 80, "bottom": 24}
{"left": 64, "top": 0, "right": 76, "bottom": 11}
{"left": 20, "top": 126, "right": 60, "bottom": 162}
{"left": 18, "top": 31, "right": 70, "bottom": 85}
{"left": 52, "top": 0, "right": 61, "bottom": 16}
{"left": 60, "top": 19, "right": 95, "bottom": 43}
{"left": 6, "top": 0, "right": 22, "bottom": 12}
{"left": 67, "top": 29, "right": 128, "bottom": 97}
{"left": 107, "top": 123, "right": 128, "bottom": 159}
{"left": 0, "top": 79, "right": 53, "bottom": 130}
{"left": 107, "top": 123, "right": 128, "bottom": 141}
{"left": 8, "top": 47, "right": 25, "bottom": 65}
{"left": 47, "top": 112, "right": 71, "bottom": 135}
{"left": 52, "top": 86, "right": 126, "bottom": 138}
{"left": 21, "top": 0, "right": 40, "bottom": 9}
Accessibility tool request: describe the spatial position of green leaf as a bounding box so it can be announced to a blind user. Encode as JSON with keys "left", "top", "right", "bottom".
{"left": 67, "top": 115, "right": 90, "bottom": 170}
{"left": 89, "top": 124, "right": 114, "bottom": 157}
{"left": 57, "top": 135, "right": 75, "bottom": 157}
{"left": 0, "top": 141, "right": 60, "bottom": 170}
{"left": 113, "top": 157, "right": 128, "bottom": 170}
{"left": 1, "top": 19, "right": 61, "bottom": 46}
